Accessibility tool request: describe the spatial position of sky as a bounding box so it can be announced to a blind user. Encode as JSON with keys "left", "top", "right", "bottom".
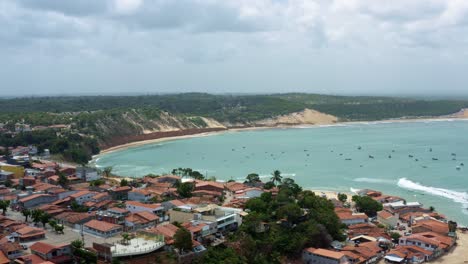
{"left": 1, "top": 0, "right": 468, "bottom": 97}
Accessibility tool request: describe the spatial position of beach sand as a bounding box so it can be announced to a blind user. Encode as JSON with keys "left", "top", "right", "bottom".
{"left": 432, "top": 231, "right": 468, "bottom": 264}
{"left": 311, "top": 190, "right": 354, "bottom": 202}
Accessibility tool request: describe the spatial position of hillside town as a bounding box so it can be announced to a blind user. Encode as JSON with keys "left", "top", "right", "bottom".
{"left": 0, "top": 143, "right": 464, "bottom": 264}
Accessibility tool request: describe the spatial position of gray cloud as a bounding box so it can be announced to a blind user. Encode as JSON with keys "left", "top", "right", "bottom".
{"left": 1, "top": 0, "right": 468, "bottom": 96}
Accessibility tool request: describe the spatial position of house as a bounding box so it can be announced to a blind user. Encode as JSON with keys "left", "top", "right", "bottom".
{"left": 55, "top": 212, "right": 95, "bottom": 229}
{"left": 398, "top": 232, "right": 454, "bottom": 257}
{"left": 0, "top": 242, "right": 23, "bottom": 260}
{"left": 76, "top": 167, "right": 100, "bottom": 182}
{"left": 335, "top": 208, "right": 368, "bottom": 226}
{"left": 341, "top": 241, "right": 383, "bottom": 263}
{"left": 346, "top": 223, "right": 388, "bottom": 239}
{"left": 69, "top": 191, "right": 97, "bottom": 205}
{"left": 125, "top": 211, "right": 159, "bottom": 231}
{"left": 125, "top": 201, "right": 164, "bottom": 217}
{"left": 385, "top": 245, "right": 434, "bottom": 263}
{"left": 302, "top": 248, "right": 350, "bottom": 264}
{"left": 11, "top": 226, "right": 46, "bottom": 242}
{"left": 0, "top": 170, "right": 14, "bottom": 183}
{"left": 17, "top": 194, "right": 57, "bottom": 209}
{"left": 194, "top": 181, "right": 225, "bottom": 196}
{"left": 145, "top": 224, "right": 180, "bottom": 245}
{"left": 29, "top": 242, "right": 72, "bottom": 263}
{"left": 83, "top": 220, "right": 123, "bottom": 238}
{"left": 109, "top": 186, "right": 132, "bottom": 200}
{"left": 377, "top": 210, "right": 398, "bottom": 228}
{"left": 412, "top": 218, "right": 449, "bottom": 235}
{"left": 96, "top": 208, "right": 129, "bottom": 225}
{"left": 0, "top": 251, "right": 8, "bottom": 264}
{"left": 19, "top": 176, "right": 36, "bottom": 187}
{"left": 181, "top": 221, "right": 214, "bottom": 241}
{"left": 128, "top": 189, "right": 155, "bottom": 202}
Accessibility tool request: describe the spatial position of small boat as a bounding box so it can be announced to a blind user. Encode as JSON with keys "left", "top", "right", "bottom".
{"left": 456, "top": 166, "right": 461, "bottom": 170}
{"left": 422, "top": 165, "right": 428, "bottom": 168}
{"left": 461, "top": 163, "right": 465, "bottom": 166}
{"left": 429, "top": 148, "right": 432, "bottom": 152}
{"left": 358, "top": 146, "right": 362, "bottom": 150}
{"left": 345, "top": 158, "right": 352, "bottom": 161}
{"left": 451, "top": 153, "right": 456, "bottom": 156}
{"left": 432, "top": 158, "right": 438, "bottom": 161}
{"left": 409, "top": 155, "right": 414, "bottom": 158}
{"left": 388, "top": 155, "right": 392, "bottom": 159}
{"left": 392, "top": 150, "right": 395, "bottom": 153}
{"left": 452, "top": 158, "right": 457, "bottom": 161}
{"left": 369, "top": 155, "right": 374, "bottom": 159}
{"left": 339, "top": 153, "right": 343, "bottom": 156}
{"left": 415, "top": 159, "right": 419, "bottom": 161}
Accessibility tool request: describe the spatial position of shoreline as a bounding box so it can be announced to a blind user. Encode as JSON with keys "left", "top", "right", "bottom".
{"left": 96, "top": 116, "right": 468, "bottom": 157}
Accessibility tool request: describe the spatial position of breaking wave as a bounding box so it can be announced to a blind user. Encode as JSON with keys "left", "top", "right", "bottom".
{"left": 354, "top": 178, "right": 395, "bottom": 184}
{"left": 397, "top": 178, "right": 468, "bottom": 207}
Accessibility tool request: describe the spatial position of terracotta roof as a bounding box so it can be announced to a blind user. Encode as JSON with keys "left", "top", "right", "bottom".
{"left": 15, "top": 226, "right": 45, "bottom": 238}
{"left": 378, "top": 210, "right": 394, "bottom": 220}
{"left": 413, "top": 219, "right": 449, "bottom": 234}
{"left": 30, "top": 242, "right": 67, "bottom": 255}
{"left": 195, "top": 181, "right": 225, "bottom": 190}
{"left": 126, "top": 201, "right": 162, "bottom": 210}
{"left": 69, "top": 190, "right": 94, "bottom": 198}
{"left": 146, "top": 224, "right": 179, "bottom": 243}
{"left": 109, "top": 207, "right": 129, "bottom": 214}
{"left": 19, "top": 194, "right": 54, "bottom": 203}
{"left": 55, "top": 212, "right": 93, "bottom": 224}
{"left": 226, "top": 182, "right": 248, "bottom": 192}
{"left": 304, "top": 248, "right": 345, "bottom": 260}
{"left": 84, "top": 220, "right": 122, "bottom": 232}
{"left": 0, "top": 251, "right": 8, "bottom": 264}
{"left": 126, "top": 212, "right": 159, "bottom": 224}
{"left": 169, "top": 200, "right": 186, "bottom": 207}
{"left": 92, "top": 193, "right": 109, "bottom": 200}
{"left": 112, "top": 186, "right": 132, "bottom": 192}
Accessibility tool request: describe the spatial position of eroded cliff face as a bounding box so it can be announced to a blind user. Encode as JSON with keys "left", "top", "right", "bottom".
{"left": 96, "top": 108, "right": 337, "bottom": 149}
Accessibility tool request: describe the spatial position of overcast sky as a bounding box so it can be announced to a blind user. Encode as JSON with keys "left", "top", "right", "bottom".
{"left": 1, "top": 0, "right": 468, "bottom": 97}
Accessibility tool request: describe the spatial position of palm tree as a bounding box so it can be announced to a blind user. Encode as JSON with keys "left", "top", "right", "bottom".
{"left": 270, "top": 170, "right": 283, "bottom": 186}
{"left": 103, "top": 166, "right": 113, "bottom": 177}
{"left": 22, "top": 209, "right": 31, "bottom": 222}
{"left": 0, "top": 200, "right": 10, "bottom": 216}
{"left": 54, "top": 224, "right": 65, "bottom": 234}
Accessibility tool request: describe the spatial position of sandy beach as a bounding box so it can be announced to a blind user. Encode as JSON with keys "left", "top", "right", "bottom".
{"left": 311, "top": 190, "right": 354, "bottom": 202}
{"left": 97, "top": 115, "right": 468, "bottom": 157}
{"left": 432, "top": 231, "right": 468, "bottom": 264}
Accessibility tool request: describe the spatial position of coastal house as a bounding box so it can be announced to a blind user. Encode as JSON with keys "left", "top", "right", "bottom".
{"left": 341, "top": 241, "right": 383, "bottom": 263}
{"left": 385, "top": 245, "right": 433, "bottom": 263}
{"left": 145, "top": 224, "right": 179, "bottom": 245}
{"left": 335, "top": 208, "right": 368, "bottom": 226}
{"left": 96, "top": 207, "right": 129, "bottom": 225}
{"left": 0, "top": 242, "right": 23, "bottom": 260}
{"left": 109, "top": 186, "right": 132, "bottom": 200}
{"left": 125, "top": 201, "right": 164, "bottom": 217}
{"left": 128, "top": 189, "right": 155, "bottom": 202}
{"left": 398, "top": 232, "right": 454, "bottom": 257}
{"left": 194, "top": 181, "right": 225, "bottom": 197}
{"left": 29, "top": 242, "right": 72, "bottom": 263}
{"left": 11, "top": 226, "right": 46, "bottom": 242}
{"left": 76, "top": 166, "right": 100, "bottom": 182}
{"left": 125, "top": 211, "right": 159, "bottom": 231}
{"left": 83, "top": 220, "right": 123, "bottom": 238}
{"left": 411, "top": 218, "right": 449, "bottom": 235}
{"left": 377, "top": 210, "right": 398, "bottom": 228}
{"left": 54, "top": 212, "right": 95, "bottom": 229}
{"left": 302, "top": 248, "right": 350, "bottom": 264}
{"left": 17, "top": 194, "right": 57, "bottom": 209}
{"left": 69, "top": 190, "right": 97, "bottom": 205}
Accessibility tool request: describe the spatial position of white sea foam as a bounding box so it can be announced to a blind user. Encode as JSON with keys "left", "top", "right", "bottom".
{"left": 350, "top": 187, "right": 360, "bottom": 194}
{"left": 354, "top": 178, "right": 395, "bottom": 184}
{"left": 397, "top": 178, "right": 468, "bottom": 207}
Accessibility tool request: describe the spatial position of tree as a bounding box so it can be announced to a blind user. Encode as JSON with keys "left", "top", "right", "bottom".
{"left": 121, "top": 233, "right": 131, "bottom": 245}
{"left": 245, "top": 198, "right": 269, "bottom": 214}
{"left": 197, "top": 246, "right": 247, "bottom": 264}
{"left": 245, "top": 173, "right": 260, "bottom": 184}
{"left": 337, "top": 193, "right": 348, "bottom": 203}
{"left": 22, "top": 209, "right": 31, "bottom": 222}
{"left": 58, "top": 172, "right": 69, "bottom": 187}
{"left": 103, "top": 166, "right": 113, "bottom": 177}
{"left": 429, "top": 206, "right": 435, "bottom": 212}
{"left": 174, "top": 228, "right": 192, "bottom": 252}
{"left": 177, "top": 182, "right": 194, "bottom": 198}
{"left": 277, "top": 203, "right": 302, "bottom": 223}
{"left": 120, "top": 179, "right": 128, "bottom": 187}
{"left": 280, "top": 178, "right": 302, "bottom": 198}
{"left": 389, "top": 232, "right": 401, "bottom": 242}
{"left": 352, "top": 195, "right": 383, "bottom": 217}
{"left": 54, "top": 224, "right": 65, "bottom": 234}
{"left": 48, "top": 219, "right": 57, "bottom": 228}
{"left": 270, "top": 170, "right": 282, "bottom": 186}
{"left": 0, "top": 200, "right": 10, "bottom": 215}
{"left": 40, "top": 212, "right": 51, "bottom": 228}
{"left": 263, "top": 181, "right": 275, "bottom": 190}
{"left": 31, "top": 209, "right": 43, "bottom": 226}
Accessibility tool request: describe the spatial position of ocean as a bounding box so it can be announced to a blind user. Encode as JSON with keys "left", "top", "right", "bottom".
{"left": 94, "top": 120, "right": 468, "bottom": 225}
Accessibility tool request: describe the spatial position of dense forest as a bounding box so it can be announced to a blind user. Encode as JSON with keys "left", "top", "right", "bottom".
{"left": 1, "top": 93, "right": 468, "bottom": 163}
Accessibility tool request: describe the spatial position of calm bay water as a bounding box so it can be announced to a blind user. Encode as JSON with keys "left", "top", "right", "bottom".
{"left": 95, "top": 120, "right": 468, "bottom": 225}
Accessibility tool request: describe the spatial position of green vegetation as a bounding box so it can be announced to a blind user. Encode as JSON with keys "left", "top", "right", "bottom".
{"left": 233, "top": 176, "right": 345, "bottom": 263}
{"left": 174, "top": 227, "right": 193, "bottom": 252}
{"left": 337, "top": 193, "right": 348, "bottom": 203}
{"left": 2, "top": 93, "right": 468, "bottom": 164}
{"left": 172, "top": 167, "right": 205, "bottom": 180}
{"left": 352, "top": 195, "right": 383, "bottom": 217}
{"left": 197, "top": 246, "right": 247, "bottom": 264}
{"left": 0, "top": 200, "right": 10, "bottom": 216}
{"left": 71, "top": 239, "right": 97, "bottom": 264}
{"left": 176, "top": 182, "right": 195, "bottom": 198}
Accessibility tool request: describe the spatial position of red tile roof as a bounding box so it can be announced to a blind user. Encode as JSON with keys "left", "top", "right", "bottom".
{"left": 304, "top": 248, "right": 345, "bottom": 260}
{"left": 84, "top": 220, "right": 122, "bottom": 232}
{"left": 30, "top": 242, "right": 66, "bottom": 255}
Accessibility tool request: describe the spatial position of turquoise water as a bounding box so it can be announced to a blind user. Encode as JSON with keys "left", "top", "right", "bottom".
{"left": 95, "top": 120, "right": 468, "bottom": 225}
